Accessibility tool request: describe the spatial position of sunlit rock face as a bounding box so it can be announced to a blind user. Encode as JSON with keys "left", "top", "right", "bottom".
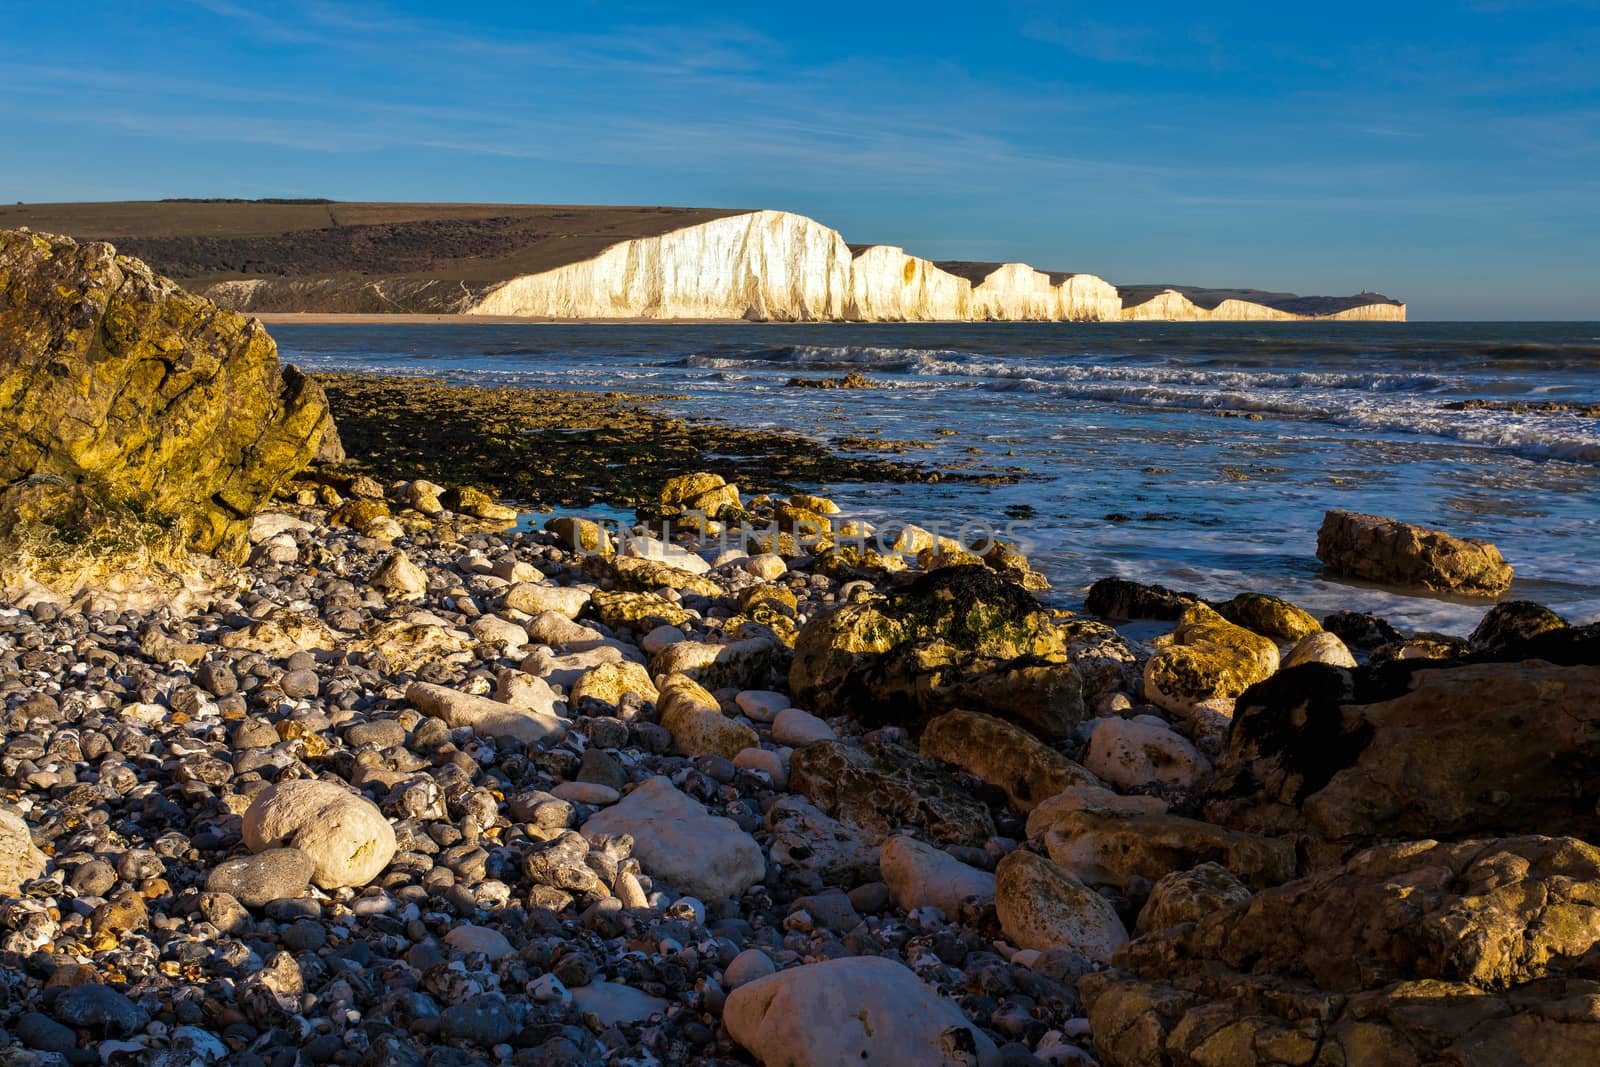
{"left": 1119, "top": 287, "right": 1407, "bottom": 322}
{"left": 471, "top": 210, "right": 854, "bottom": 320}
{"left": 845, "top": 245, "right": 972, "bottom": 321}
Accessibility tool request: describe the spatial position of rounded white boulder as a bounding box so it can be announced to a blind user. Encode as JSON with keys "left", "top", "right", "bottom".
{"left": 242, "top": 779, "right": 396, "bottom": 890}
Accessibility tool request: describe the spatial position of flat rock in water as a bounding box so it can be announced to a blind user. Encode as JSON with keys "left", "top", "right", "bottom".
{"left": 1316, "top": 509, "right": 1513, "bottom": 596}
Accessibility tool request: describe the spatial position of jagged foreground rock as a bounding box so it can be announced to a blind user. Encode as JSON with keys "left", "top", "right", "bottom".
{"left": 1081, "top": 836, "right": 1600, "bottom": 1066}
{"left": 0, "top": 229, "right": 336, "bottom": 573}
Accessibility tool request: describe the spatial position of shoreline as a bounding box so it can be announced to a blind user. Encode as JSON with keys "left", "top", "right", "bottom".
{"left": 313, "top": 370, "right": 1014, "bottom": 515}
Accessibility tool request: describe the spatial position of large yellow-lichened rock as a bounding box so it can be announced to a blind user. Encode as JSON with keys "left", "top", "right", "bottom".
{"left": 1143, "top": 603, "right": 1280, "bottom": 717}
{"left": 0, "top": 229, "right": 334, "bottom": 561}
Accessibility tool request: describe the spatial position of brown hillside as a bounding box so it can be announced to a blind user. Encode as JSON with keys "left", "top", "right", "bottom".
{"left": 0, "top": 201, "right": 748, "bottom": 284}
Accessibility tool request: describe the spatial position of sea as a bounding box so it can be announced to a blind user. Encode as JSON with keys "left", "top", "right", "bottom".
{"left": 272, "top": 321, "right": 1600, "bottom": 636}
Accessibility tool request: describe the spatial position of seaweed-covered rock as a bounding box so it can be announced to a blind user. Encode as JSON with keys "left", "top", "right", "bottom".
{"left": 1467, "top": 600, "right": 1567, "bottom": 654}
{"left": 0, "top": 229, "right": 334, "bottom": 560}
{"left": 1080, "top": 835, "right": 1600, "bottom": 1067}
{"left": 657, "top": 471, "right": 743, "bottom": 520}
{"left": 1084, "top": 577, "right": 1198, "bottom": 622}
{"left": 1322, "top": 610, "right": 1403, "bottom": 651}
{"left": 1316, "top": 509, "right": 1513, "bottom": 595}
{"left": 1143, "top": 603, "right": 1279, "bottom": 717}
{"left": 1218, "top": 592, "right": 1321, "bottom": 642}
{"left": 1208, "top": 661, "right": 1600, "bottom": 847}
{"left": 790, "top": 567, "right": 1084, "bottom": 739}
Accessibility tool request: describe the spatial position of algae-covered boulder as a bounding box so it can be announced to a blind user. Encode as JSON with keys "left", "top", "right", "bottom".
{"left": 790, "top": 567, "right": 1084, "bottom": 739}
{"left": 0, "top": 230, "right": 334, "bottom": 562}
{"left": 1218, "top": 592, "right": 1321, "bottom": 642}
{"left": 1143, "top": 603, "right": 1280, "bottom": 717}
{"left": 1467, "top": 600, "right": 1567, "bottom": 654}
{"left": 657, "top": 471, "right": 743, "bottom": 520}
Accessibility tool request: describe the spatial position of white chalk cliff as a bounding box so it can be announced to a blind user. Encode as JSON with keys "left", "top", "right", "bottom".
{"left": 196, "top": 208, "right": 1404, "bottom": 322}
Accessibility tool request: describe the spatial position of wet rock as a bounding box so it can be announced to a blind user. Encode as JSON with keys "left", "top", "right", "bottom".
{"left": 242, "top": 778, "right": 396, "bottom": 889}
{"left": 725, "top": 956, "right": 999, "bottom": 1067}
{"left": 658, "top": 471, "right": 743, "bottom": 520}
{"left": 581, "top": 776, "right": 764, "bottom": 901}
{"left": 995, "top": 851, "right": 1127, "bottom": 961}
{"left": 1468, "top": 600, "right": 1567, "bottom": 653}
{"left": 880, "top": 834, "right": 996, "bottom": 915}
{"left": 205, "top": 848, "right": 315, "bottom": 907}
{"left": 791, "top": 567, "right": 1085, "bottom": 739}
{"left": 789, "top": 739, "right": 996, "bottom": 847}
{"left": 1316, "top": 509, "right": 1513, "bottom": 596}
{"left": 921, "top": 710, "right": 1098, "bottom": 811}
{"left": 1322, "top": 610, "right": 1403, "bottom": 652}
{"left": 1084, "top": 578, "right": 1198, "bottom": 622}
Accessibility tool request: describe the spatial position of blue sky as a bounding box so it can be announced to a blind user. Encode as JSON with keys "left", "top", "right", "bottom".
{"left": 1, "top": 1, "right": 1597, "bottom": 319}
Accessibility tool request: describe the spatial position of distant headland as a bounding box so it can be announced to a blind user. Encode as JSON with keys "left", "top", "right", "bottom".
{"left": 0, "top": 200, "right": 1406, "bottom": 323}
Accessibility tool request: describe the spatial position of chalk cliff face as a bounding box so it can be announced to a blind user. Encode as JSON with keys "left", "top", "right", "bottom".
{"left": 471, "top": 211, "right": 853, "bottom": 321}
{"left": 845, "top": 245, "right": 971, "bottom": 321}
{"left": 169, "top": 206, "right": 1405, "bottom": 323}
{"left": 1119, "top": 286, "right": 1407, "bottom": 323}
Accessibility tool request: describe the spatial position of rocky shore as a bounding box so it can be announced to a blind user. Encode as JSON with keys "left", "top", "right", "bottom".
{"left": 0, "top": 469, "right": 1595, "bottom": 1066}
{"left": 0, "top": 232, "right": 1594, "bottom": 1066}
